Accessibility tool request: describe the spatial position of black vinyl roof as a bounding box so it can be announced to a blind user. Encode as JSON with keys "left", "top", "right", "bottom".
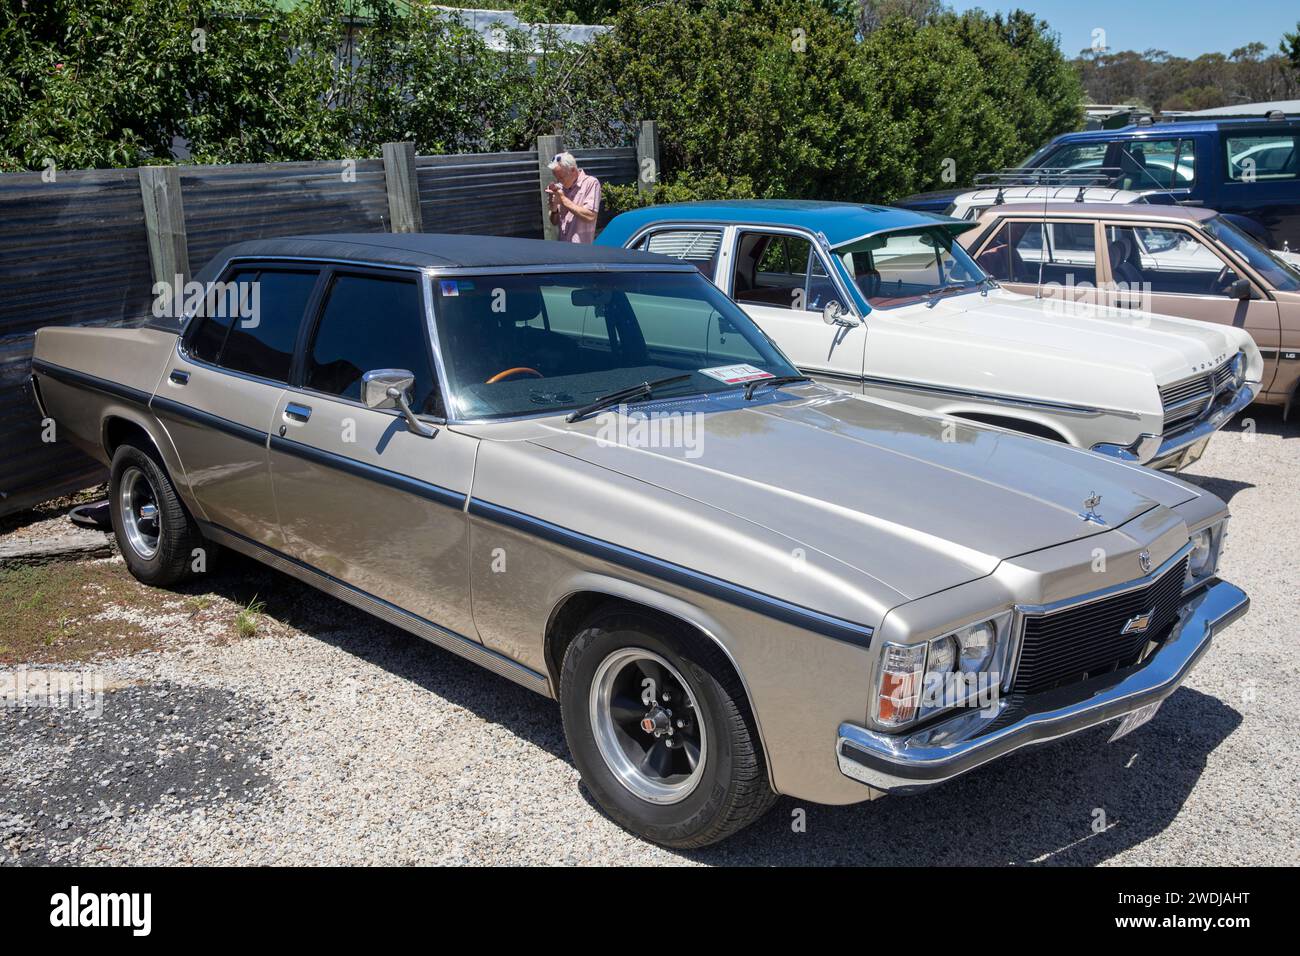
{"left": 197, "top": 232, "right": 686, "bottom": 280}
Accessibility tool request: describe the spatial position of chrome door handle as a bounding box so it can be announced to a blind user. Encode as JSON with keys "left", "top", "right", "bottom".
{"left": 284, "top": 402, "right": 312, "bottom": 422}
{"left": 169, "top": 370, "right": 190, "bottom": 385}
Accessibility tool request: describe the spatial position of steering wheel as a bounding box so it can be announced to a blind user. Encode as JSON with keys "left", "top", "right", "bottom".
{"left": 485, "top": 367, "right": 543, "bottom": 384}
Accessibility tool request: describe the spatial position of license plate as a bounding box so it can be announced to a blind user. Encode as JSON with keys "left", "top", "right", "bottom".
{"left": 1109, "top": 701, "right": 1161, "bottom": 742}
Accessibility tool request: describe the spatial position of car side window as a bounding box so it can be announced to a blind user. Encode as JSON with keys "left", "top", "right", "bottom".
{"left": 1225, "top": 133, "right": 1299, "bottom": 182}
{"left": 981, "top": 221, "right": 1097, "bottom": 286}
{"left": 183, "top": 267, "right": 258, "bottom": 364}
{"left": 305, "top": 273, "right": 441, "bottom": 415}
{"left": 640, "top": 228, "right": 723, "bottom": 276}
{"left": 1117, "top": 138, "right": 1196, "bottom": 190}
{"left": 217, "top": 269, "right": 318, "bottom": 381}
{"left": 1106, "top": 224, "right": 1236, "bottom": 296}
{"left": 732, "top": 231, "right": 837, "bottom": 311}
{"left": 1040, "top": 142, "right": 1107, "bottom": 172}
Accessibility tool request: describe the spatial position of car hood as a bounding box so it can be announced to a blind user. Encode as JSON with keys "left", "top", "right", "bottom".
{"left": 904, "top": 289, "right": 1239, "bottom": 381}
{"left": 525, "top": 390, "right": 1198, "bottom": 602}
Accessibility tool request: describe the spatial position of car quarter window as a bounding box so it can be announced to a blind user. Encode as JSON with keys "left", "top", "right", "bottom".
{"left": 1225, "top": 132, "right": 1299, "bottom": 182}
{"left": 1106, "top": 224, "right": 1236, "bottom": 296}
{"left": 731, "top": 231, "right": 837, "bottom": 311}
{"left": 305, "top": 272, "right": 441, "bottom": 415}
{"left": 187, "top": 267, "right": 319, "bottom": 381}
{"left": 640, "top": 228, "right": 723, "bottom": 276}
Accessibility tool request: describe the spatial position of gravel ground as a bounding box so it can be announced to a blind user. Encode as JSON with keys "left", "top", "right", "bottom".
{"left": 1, "top": 410, "right": 1296, "bottom": 866}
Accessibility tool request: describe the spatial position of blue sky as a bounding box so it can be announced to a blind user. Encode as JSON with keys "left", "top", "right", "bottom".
{"left": 948, "top": 1, "right": 1297, "bottom": 58}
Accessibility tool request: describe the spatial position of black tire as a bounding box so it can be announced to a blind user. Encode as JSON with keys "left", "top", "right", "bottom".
{"left": 560, "top": 609, "right": 776, "bottom": 848}
{"left": 108, "top": 442, "right": 204, "bottom": 587}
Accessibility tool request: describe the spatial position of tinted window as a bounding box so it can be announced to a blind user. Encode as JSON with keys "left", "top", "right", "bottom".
{"left": 184, "top": 267, "right": 258, "bottom": 363}
{"left": 218, "top": 270, "right": 318, "bottom": 381}
{"left": 306, "top": 274, "right": 440, "bottom": 415}
{"left": 1225, "top": 133, "right": 1298, "bottom": 182}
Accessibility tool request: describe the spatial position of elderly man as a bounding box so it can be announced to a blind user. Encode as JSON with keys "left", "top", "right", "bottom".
{"left": 546, "top": 151, "right": 601, "bottom": 244}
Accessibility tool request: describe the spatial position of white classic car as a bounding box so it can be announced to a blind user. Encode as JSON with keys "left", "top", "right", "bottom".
{"left": 597, "top": 200, "right": 1263, "bottom": 470}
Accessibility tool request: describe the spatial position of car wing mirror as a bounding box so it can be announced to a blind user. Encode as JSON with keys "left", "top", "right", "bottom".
{"left": 821, "top": 300, "right": 859, "bottom": 328}
{"left": 361, "top": 369, "right": 436, "bottom": 438}
{"left": 1228, "top": 278, "right": 1253, "bottom": 300}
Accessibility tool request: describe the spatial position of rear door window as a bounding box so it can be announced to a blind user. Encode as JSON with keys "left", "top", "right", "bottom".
{"left": 640, "top": 228, "right": 723, "bottom": 276}
{"left": 1116, "top": 138, "right": 1196, "bottom": 190}
{"left": 218, "top": 269, "right": 319, "bottom": 381}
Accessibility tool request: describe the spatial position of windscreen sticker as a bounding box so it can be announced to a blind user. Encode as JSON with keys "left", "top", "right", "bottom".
{"left": 699, "top": 364, "right": 775, "bottom": 385}
{"left": 439, "top": 280, "right": 459, "bottom": 296}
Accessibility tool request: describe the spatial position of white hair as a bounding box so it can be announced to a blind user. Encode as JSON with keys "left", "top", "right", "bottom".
{"left": 548, "top": 151, "right": 578, "bottom": 171}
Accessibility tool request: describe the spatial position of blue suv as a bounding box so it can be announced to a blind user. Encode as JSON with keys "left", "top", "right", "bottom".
{"left": 897, "top": 116, "right": 1300, "bottom": 250}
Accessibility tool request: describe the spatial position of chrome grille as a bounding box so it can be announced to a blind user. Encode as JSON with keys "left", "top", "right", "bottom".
{"left": 1159, "top": 359, "right": 1234, "bottom": 433}
{"left": 1012, "top": 557, "right": 1188, "bottom": 696}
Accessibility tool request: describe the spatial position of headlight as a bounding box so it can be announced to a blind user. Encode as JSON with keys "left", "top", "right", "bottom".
{"left": 1184, "top": 522, "right": 1225, "bottom": 591}
{"left": 956, "top": 621, "right": 996, "bottom": 673}
{"left": 1230, "top": 351, "right": 1246, "bottom": 390}
{"left": 873, "top": 613, "right": 1014, "bottom": 729}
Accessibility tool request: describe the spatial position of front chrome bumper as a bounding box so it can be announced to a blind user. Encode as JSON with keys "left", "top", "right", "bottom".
{"left": 836, "top": 579, "right": 1249, "bottom": 794}
{"left": 1092, "top": 381, "right": 1258, "bottom": 471}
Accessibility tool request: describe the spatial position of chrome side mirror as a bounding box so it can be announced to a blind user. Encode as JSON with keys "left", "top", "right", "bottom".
{"left": 361, "top": 369, "right": 436, "bottom": 438}
{"left": 821, "top": 300, "right": 859, "bottom": 328}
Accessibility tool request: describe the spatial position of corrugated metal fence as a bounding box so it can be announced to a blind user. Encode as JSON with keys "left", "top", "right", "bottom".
{"left": 0, "top": 138, "right": 644, "bottom": 516}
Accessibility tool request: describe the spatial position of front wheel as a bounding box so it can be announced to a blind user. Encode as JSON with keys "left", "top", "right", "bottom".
{"left": 560, "top": 609, "right": 776, "bottom": 848}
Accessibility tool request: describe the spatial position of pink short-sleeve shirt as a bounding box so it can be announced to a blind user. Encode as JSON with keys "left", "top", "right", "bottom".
{"left": 557, "top": 170, "right": 601, "bottom": 244}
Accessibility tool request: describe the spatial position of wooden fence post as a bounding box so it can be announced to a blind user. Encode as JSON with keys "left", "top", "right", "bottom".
{"left": 138, "top": 166, "right": 190, "bottom": 291}
{"left": 382, "top": 142, "right": 423, "bottom": 233}
{"left": 537, "top": 131, "right": 564, "bottom": 241}
{"left": 636, "top": 120, "right": 660, "bottom": 194}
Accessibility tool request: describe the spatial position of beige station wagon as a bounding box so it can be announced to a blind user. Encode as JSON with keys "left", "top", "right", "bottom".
{"left": 962, "top": 203, "right": 1300, "bottom": 418}
{"left": 30, "top": 234, "right": 1250, "bottom": 846}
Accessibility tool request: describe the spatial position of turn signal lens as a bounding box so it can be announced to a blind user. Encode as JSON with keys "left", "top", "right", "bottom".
{"left": 876, "top": 642, "right": 927, "bottom": 727}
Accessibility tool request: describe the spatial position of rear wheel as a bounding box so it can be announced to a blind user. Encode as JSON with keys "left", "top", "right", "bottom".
{"left": 108, "top": 443, "right": 203, "bottom": 586}
{"left": 560, "top": 609, "right": 776, "bottom": 848}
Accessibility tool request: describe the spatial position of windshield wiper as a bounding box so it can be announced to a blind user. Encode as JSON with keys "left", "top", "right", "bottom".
{"left": 925, "top": 283, "right": 974, "bottom": 307}
{"left": 565, "top": 374, "right": 693, "bottom": 423}
{"left": 743, "top": 375, "right": 814, "bottom": 400}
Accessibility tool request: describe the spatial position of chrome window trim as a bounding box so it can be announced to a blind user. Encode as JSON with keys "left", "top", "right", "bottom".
{"left": 859, "top": 374, "right": 1122, "bottom": 417}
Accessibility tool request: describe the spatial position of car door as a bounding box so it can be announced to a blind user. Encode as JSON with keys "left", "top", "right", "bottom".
{"left": 159, "top": 263, "right": 322, "bottom": 551}
{"left": 1098, "top": 221, "right": 1281, "bottom": 391}
{"left": 724, "top": 228, "right": 865, "bottom": 390}
{"left": 1217, "top": 126, "right": 1300, "bottom": 250}
{"left": 969, "top": 218, "right": 1101, "bottom": 303}
{"left": 268, "top": 267, "right": 478, "bottom": 639}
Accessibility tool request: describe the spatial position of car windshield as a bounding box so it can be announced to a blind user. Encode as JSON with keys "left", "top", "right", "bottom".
{"left": 1203, "top": 216, "right": 1300, "bottom": 292}
{"left": 431, "top": 270, "right": 801, "bottom": 420}
{"left": 835, "top": 227, "right": 987, "bottom": 307}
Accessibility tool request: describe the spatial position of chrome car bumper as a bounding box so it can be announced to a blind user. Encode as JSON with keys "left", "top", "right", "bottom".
{"left": 835, "top": 579, "right": 1249, "bottom": 794}
{"left": 1091, "top": 381, "right": 1258, "bottom": 470}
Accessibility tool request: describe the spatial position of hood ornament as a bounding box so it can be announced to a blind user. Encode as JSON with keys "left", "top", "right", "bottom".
{"left": 1080, "top": 491, "right": 1105, "bottom": 525}
{"left": 1138, "top": 550, "right": 1152, "bottom": 573}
